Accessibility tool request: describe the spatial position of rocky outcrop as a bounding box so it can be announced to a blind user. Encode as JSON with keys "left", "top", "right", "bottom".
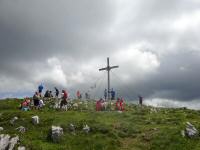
{"left": 32, "top": 116, "right": 39, "bottom": 125}
{"left": 10, "top": 117, "right": 18, "bottom": 125}
{"left": 83, "top": 124, "right": 90, "bottom": 134}
{"left": 182, "top": 122, "right": 199, "bottom": 138}
{"left": 0, "top": 134, "right": 19, "bottom": 150}
{"left": 16, "top": 126, "right": 26, "bottom": 133}
{"left": 51, "top": 126, "right": 63, "bottom": 142}
{"left": 0, "top": 127, "right": 4, "bottom": 131}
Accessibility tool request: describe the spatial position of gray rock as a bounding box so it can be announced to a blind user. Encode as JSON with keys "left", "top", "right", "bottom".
{"left": 10, "top": 117, "right": 18, "bottom": 125}
{"left": 0, "top": 134, "right": 10, "bottom": 150}
{"left": 32, "top": 116, "right": 39, "bottom": 125}
{"left": 117, "top": 111, "right": 122, "bottom": 113}
{"left": 69, "top": 124, "right": 75, "bottom": 132}
{"left": 16, "top": 126, "right": 26, "bottom": 133}
{"left": 51, "top": 126, "right": 63, "bottom": 142}
{"left": 83, "top": 124, "right": 90, "bottom": 133}
{"left": 185, "top": 122, "right": 199, "bottom": 138}
{"left": 73, "top": 103, "right": 78, "bottom": 110}
{"left": 0, "top": 134, "right": 19, "bottom": 150}
{"left": 18, "top": 146, "right": 26, "bottom": 150}
{"left": 0, "top": 127, "right": 3, "bottom": 131}
{"left": 61, "top": 105, "right": 68, "bottom": 111}
{"left": 8, "top": 136, "right": 19, "bottom": 150}
{"left": 53, "top": 103, "right": 60, "bottom": 109}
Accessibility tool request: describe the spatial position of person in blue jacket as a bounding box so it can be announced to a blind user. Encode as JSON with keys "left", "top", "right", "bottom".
{"left": 111, "top": 88, "right": 115, "bottom": 100}
{"left": 38, "top": 83, "right": 44, "bottom": 94}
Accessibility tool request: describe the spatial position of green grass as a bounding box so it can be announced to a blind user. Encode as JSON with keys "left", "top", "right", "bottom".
{"left": 0, "top": 99, "right": 200, "bottom": 150}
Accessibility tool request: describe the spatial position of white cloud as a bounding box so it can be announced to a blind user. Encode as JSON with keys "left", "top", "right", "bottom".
{"left": 172, "top": 10, "right": 200, "bottom": 32}
{"left": 114, "top": 45, "right": 160, "bottom": 73}
{"left": 144, "top": 98, "right": 200, "bottom": 110}
{"left": 33, "top": 57, "right": 68, "bottom": 87}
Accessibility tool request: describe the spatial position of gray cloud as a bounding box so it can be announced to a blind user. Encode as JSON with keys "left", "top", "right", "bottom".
{"left": 0, "top": 0, "right": 200, "bottom": 103}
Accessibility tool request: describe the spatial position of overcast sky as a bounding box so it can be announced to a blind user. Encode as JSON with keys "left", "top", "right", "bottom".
{"left": 0, "top": 0, "right": 200, "bottom": 107}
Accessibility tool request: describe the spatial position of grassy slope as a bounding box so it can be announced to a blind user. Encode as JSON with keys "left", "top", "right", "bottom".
{"left": 1, "top": 99, "right": 200, "bottom": 150}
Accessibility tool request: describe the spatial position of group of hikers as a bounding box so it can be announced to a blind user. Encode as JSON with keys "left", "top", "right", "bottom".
{"left": 96, "top": 97, "right": 125, "bottom": 111}
{"left": 19, "top": 83, "right": 143, "bottom": 112}
{"left": 104, "top": 88, "right": 116, "bottom": 100}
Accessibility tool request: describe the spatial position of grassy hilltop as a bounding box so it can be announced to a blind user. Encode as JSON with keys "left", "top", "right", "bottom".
{"left": 1, "top": 99, "right": 200, "bottom": 150}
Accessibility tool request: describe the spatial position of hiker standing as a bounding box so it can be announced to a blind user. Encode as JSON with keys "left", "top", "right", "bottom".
{"left": 55, "top": 87, "right": 59, "bottom": 98}
{"left": 111, "top": 88, "right": 115, "bottom": 100}
{"left": 104, "top": 89, "right": 107, "bottom": 100}
{"left": 77, "top": 90, "right": 81, "bottom": 99}
{"left": 38, "top": 83, "right": 44, "bottom": 94}
{"left": 60, "top": 90, "right": 68, "bottom": 108}
{"left": 138, "top": 95, "right": 143, "bottom": 105}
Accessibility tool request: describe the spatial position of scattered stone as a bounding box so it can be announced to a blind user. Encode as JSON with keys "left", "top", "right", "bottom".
{"left": 0, "top": 134, "right": 10, "bottom": 150}
{"left": 73, "top": 103, "right": 78, "bottom": 109}
{"left": 69, "top": 123, "right": 75, "bottom": 132}
{"left": 0, "top": 134, "right": 19, "bottom": 150}
{"left": 153, "top": 128, "right": 158, "bottom": 131}
{"left": 53, "top": 103, "right": 60, "bottom": 109}
{"left": 184, "top": 122, "right": 199, "bottom": 138}
{"left": 32, "top": 116, "right": 39, "bottom": 125}
{"left": 16, "top": 126, "right": 26, "bottom": 133}
{"left": 0, "top": 127, "right": 4, "bottom": 131}
{"left": 10, "top": 117, "right": 18, "bottom": 125}
{"left": 78, "top": 101, "right": 83, "bottom": 105}
{"left": 51, "top": 126, "right": 63, "bottom": 142}
{"left": 68, "top": 124, "right": 76, "bottom": 135}
{"left": 61, "top": 105, "right": 68, "bottom": 111}
{"left": 18, "top": 146, "right": 26, "bottom": 150}
{"left": 9, "top": 136, "right": 19, "bottom": 150}
{"left": 83, "top": 124, "right": 90, "bottom": 133}
{"left": 117, "top": 111, "right": 122, "bottom": 113}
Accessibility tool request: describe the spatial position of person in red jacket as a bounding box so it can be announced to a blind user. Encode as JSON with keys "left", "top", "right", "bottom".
{"left": 116, "top": 98, "right": 120, "bottom": 110}
{"left": 96, "top": 98, "right": 103, "bottom": 111}
{"left": 120, "top": 98, "right": 125, "bottom": 111}
{"left": 60, "top": 90, "right": 68, "bottom": 108}
{"left": 77, "top": 90, "right": 81, "bottom": 99}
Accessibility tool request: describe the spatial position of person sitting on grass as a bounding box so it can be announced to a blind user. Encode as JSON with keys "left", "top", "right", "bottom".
{"left": 20, "top": 97, "right": 31, "bottom": 111}
{"left": 96, "top": 98, "right": 104, "bottom": 111}
{"left": 33, "top": 92, "right": 40, "bottom": 109}
{"left": 116, "top": 97, "right": 125, "bottom": 111}
{"left": 116, "top": 98, "right": 121, "bottom": 110}
{"left": 44, "top": 90, "right": 50, "bottom": 98}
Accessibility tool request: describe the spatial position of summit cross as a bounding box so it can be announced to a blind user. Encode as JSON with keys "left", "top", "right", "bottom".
{"left": 99, "top": 57, "right": 119, "bottom": 100}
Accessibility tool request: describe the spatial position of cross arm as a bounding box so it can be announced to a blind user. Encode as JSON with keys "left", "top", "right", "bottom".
{"left": 99, "top": 67, "right": 108, "bottom": 71}
{"left": 110, "top": 66, "right": 119, "bottom": 69}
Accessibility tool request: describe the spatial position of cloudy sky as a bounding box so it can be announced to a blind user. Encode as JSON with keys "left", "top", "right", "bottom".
{"left": 0, "top": 0, "right": 200, "bottom": 108}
